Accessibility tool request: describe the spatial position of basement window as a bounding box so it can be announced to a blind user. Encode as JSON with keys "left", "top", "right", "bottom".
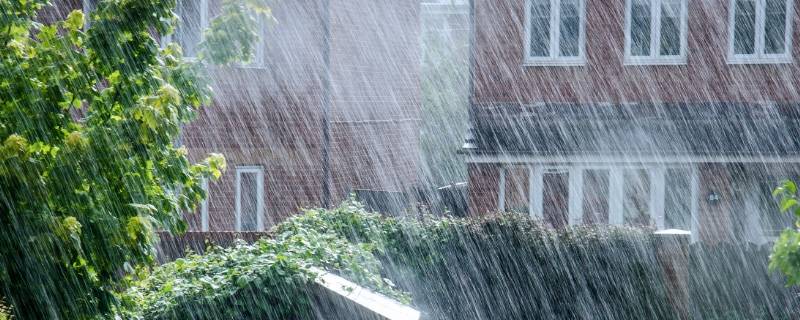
{"left": 728, "top": 0, "right": 794, "bottom": 64}
{"left": 524, "top": 0, "right": 586, "bottom": 66}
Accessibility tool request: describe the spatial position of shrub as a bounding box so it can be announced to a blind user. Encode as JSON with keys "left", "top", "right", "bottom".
{"left": 279, "top": 201, "right": 675, "bottom": 319}
{"left": 119, "top": 205, "right": 407, "bottom": 319}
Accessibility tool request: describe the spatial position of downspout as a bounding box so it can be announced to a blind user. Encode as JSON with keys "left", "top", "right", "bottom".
{"left": 321, "top": 0, "right": 332, "bottom": 208}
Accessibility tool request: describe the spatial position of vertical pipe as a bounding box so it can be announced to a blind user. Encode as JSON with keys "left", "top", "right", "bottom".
{"left": 321, "top": 0, "right": 332, "bottom": 208}
{"left": 498, "top": 166, "right": 506, "bottom": 212}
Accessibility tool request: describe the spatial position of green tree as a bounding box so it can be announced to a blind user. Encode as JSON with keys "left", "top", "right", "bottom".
{"left": 770, "top": 180, "right": 800, "bottom": 285}
{"left": 0, "top": 0, "right": 268, "bottom": 318}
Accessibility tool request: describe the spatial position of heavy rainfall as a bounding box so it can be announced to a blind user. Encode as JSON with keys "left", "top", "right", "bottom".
{"left": 1, "top": 0, "right": 800, "bottom": 319}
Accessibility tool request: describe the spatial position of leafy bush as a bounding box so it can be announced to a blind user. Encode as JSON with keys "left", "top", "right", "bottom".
{"left": 119, "top": 204, "right": 407, "bottom": 319}
{"left": 278, "top": 201, "right": 675, "bottom": 319}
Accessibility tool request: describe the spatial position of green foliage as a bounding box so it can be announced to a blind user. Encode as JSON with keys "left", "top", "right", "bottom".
{"left": 119, "top": 202, "right": 408, "bottom": 319}
{"left": 279, "top": 201, "right": 675, "bottom": 319}
{"left": 770, "top": 180, "right": 800, "bottom": 285}
{"left": 0, "top": 0, "right": 269, "bottom": 318}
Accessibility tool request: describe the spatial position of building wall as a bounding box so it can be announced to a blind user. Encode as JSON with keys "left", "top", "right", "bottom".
{"left": 182, "top": 0, "right": 422, "bottom": 230}
{"left": 472, "top": 0, "right": 800, "bottom": 104}
{"left": 327, "top": 0, "right": 422, "bottom": 200}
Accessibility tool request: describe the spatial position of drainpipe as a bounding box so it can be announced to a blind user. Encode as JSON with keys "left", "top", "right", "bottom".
{"left": 321, "top": 0, "right": 332, "bottom": 208}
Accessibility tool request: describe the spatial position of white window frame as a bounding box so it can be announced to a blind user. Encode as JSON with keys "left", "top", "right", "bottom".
{"left": 163, "top": 0, "right": 210, "bottom": 59}
{"left": 623, "top": 0, "right": 689, "bottom": 65}
{"left": 235, "top": 166, "right": 265, "bottom": 232}
{"left": 523, "top": 0, "right": 587, "bottom": 66}
{"left": 200, "top": 178, "right": 209, "bottom": 232}
{"left": 521, "top": 164, "right": 698, "bottom": 232}
{"left": 727, "top": 0, "right": 794, "bottom": 64}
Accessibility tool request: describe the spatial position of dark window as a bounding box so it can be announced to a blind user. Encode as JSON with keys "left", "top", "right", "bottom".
{"left": 624, "top": 169, "right": 652, "bottom": 226}
{"left": 583, "top": 170, "right": 610, "bottom": 225}
{"left": 631, "top": 0, "right": 653, "bottom": 56}
{"left": 529, "top": 0, "right": 551, "bottom": 57}
{"left": 559, "top": 0, "right": 581, "bottom": 57}
{"left": 543, "top": 171, "right": 569, "bottom": 228}
{"left": 239, "top": 172, "right": 260, "bottom": 231}
{"left": 659, "top": 0, "right": 682, "bottom": 55}
{"left": 664, "top": 168, "right": 692, "bottom": 230}
{"left": 733, "top": 0, "right": 757, "bottom": 55}
{"left": 764, "top": 0, "right": 788, "bottom": 54}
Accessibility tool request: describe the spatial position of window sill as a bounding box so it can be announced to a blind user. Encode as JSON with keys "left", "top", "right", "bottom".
{"left": 623, "top": 57, "right": 687, "bottom": 66}
{"left": 522, "top": 58, "right": 586, "bottom": 67}
{"left": 727, "top": 55, "right": 793, "bottom": 65}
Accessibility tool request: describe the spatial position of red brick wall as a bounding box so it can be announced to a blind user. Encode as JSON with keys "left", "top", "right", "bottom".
{"left": 182, "top": 0, "right": 422, "bottom": 230}
{"left": 472, "top": 0, "right": 800, "bottom": 104}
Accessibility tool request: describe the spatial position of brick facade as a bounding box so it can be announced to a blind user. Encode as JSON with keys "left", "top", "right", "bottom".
{"left": 180, "top": 0, "right": 422, "bottom": 231}
{"left": 465, "top": 0, "right": 800, "bottom": 243}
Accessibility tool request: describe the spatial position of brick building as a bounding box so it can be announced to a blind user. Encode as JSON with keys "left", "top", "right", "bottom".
{"left": 463, "top": 0, "right": 800, "bottom": 243}
{"left": 177, "top": 0, "right": 422, "bottom": 232}
{"left": 56, "top": 0, "right": 422, "bottom": 232}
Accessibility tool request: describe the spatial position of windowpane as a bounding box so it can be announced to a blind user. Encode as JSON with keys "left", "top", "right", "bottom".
{"left": 623, "top": 169, "right": 651, "bottom": 226}
{"left": 240, "top": 172, "right": 259, "bottom": 231}
{"left": 631, "top": 0, "right": 652, "bottom": 56}
{"left": 733, "top": 0, "right": 757, "bottom": 55}
{"left": 664, "top": 169, "right": 692, "bottom": 230}
{"left": 659, "top": 0, "right": 682, "bottom": 56}
{"left": 543, "top": 171, "right": 569, "bottom": 228}
{"left": 529, "top": 0, "right": 551, "bottom": 57}
{"left": 559, "top": 0, "right": 581, "bottom": 57}
{"left": 503, "top": 167, "right": 529, "bottom": 213}
{"left": 764, "top": 0, "right": 788, "bottom": 54}
{"left": 176, "top": 0, "right": 204, "bottom": 57}
{"left": 583, "top": 170, "right": 610, "bottom": 225}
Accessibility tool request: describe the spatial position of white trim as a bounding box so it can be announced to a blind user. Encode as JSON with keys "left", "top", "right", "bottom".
{"left": 650, "top": 167, "right": 667, "bottom": 229}
{"left": 568, "top": 167, "right": 584, "bottom": 225}
{"left": 235, "top": 166, "right": 265, "bottom": 232}
{"left": 727, "top": 0, "right": 794, "bottom": 64}
{"left": 200, "top": 178, "right": 209, "bottom": 232}
{"left": 464, "top": 154, "right": 800, "bottom": 164}
{"left": 609, "top": 167, "right": 625, "bottom": 225}
{"left": 498, "top": 166, "right": 507, "bottom": 212}
{"left": 624, "top": 0, "right": 689, "bottom": 65}
{"left": 523, "top": 0, "right": 587, "bottom": 66}
{"left": 529, "top": 166, "right": 545, "bottom": 218}
{"left": 689, "top": 166, "right": 700, "bottom": 242}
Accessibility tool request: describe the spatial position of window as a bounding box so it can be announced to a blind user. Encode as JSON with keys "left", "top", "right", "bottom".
{"left": 235, "top": 166, "right": 264, "bottom": 232}
{"left": 625, "top": 0, "right": 688, "bottom": 64}
{"left": 623, "top": 169, "right": 652, "bottom": 226}
{"left": 664, "top": 168, "right": 692, "bottom": 229}
{"left": 243, "top": 20, "right": 268, "bottom": 68}
{"left": 82, "top": 0, "right": 98, "bottom": 29}
{"left": 524, "top": 0, "right": 586, "bottom": 65}
{"left": 728, "top": 0, "right": 794, "bottom": 63}
{"left": 582, "top": 169, "right": 610, "bottom": 224}
{"left": 173, "top": 0, "right": 209, "bottom": 58}
{"left": 542, "top": 169, "right": 570, "bottom": 228}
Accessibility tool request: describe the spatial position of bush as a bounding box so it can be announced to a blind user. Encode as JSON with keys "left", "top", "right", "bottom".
{"left": 279, "top": 201, "right": 675, "bottom": 319}
{"left": 119, "top": 205, "right": 407, "bottom": 319}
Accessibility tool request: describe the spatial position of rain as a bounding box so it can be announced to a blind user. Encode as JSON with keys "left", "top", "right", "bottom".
{"left": 1, "top": 0, "right": 800, "bottom": 319}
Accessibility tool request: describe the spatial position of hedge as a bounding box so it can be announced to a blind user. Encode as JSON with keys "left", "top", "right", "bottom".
{"left": 123, "top": 200, "right": 799, "bottom": 319}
